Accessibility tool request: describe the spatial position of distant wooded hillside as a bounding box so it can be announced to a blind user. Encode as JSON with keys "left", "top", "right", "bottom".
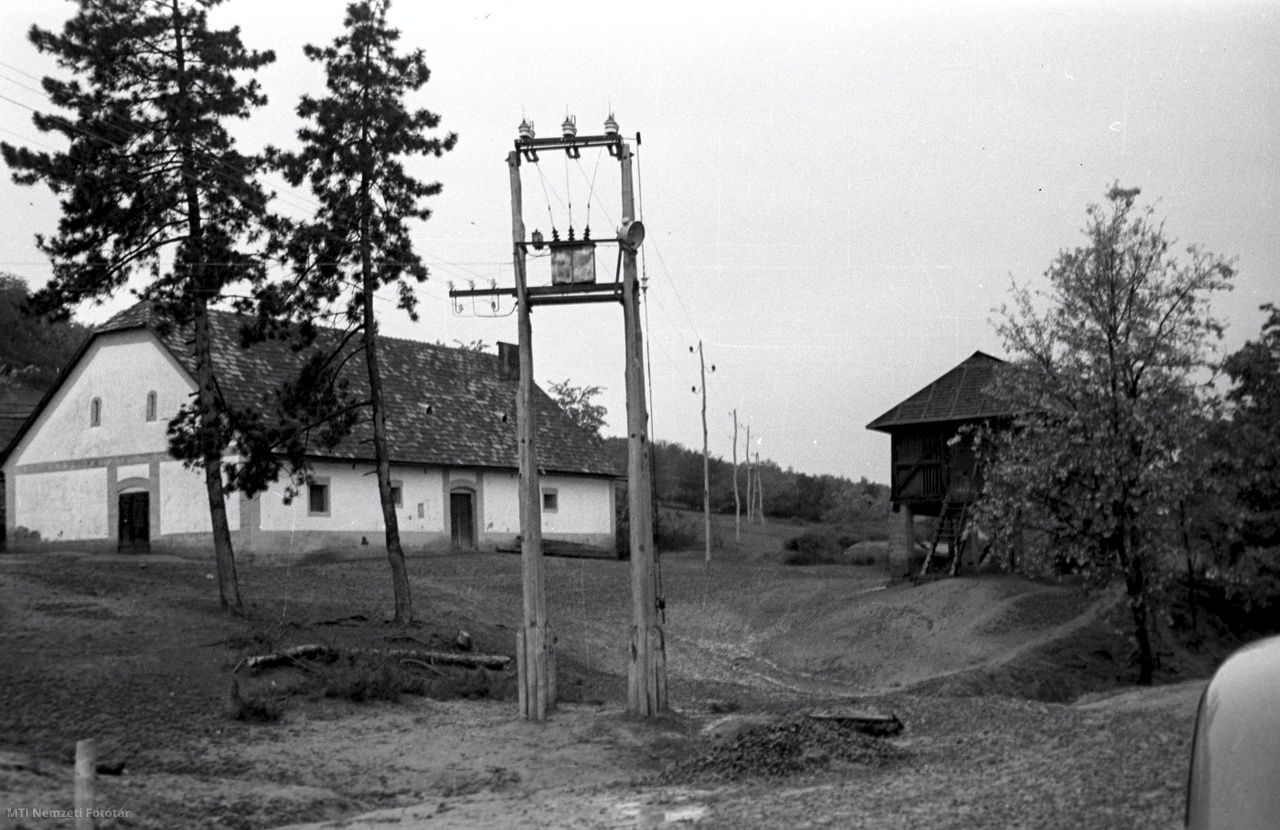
{"left": 0, "top": 273, "right": 91, "bottom": 447}
{"left": 601, "top": 436, "right": 889, "bottom": 524}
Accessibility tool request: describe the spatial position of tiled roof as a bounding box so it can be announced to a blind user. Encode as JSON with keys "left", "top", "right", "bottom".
{"left": 0, "top": 386, "right": 43, "bottom": 451}
{"left": 98, "top": 303, "right": 619, "bottom": 477}
{"left": 866, "top": 351, "right": 1014, "bottom": 432}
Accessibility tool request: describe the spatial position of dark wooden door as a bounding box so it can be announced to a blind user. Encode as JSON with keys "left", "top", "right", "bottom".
{"left": 948, "top": 444, "right": 977, "bottom": 501}
{"left": 118, "top": 492, "right": 150, "bottom": 553}
{"left": 450, "top": 492, "right": 475, "bottom": 549}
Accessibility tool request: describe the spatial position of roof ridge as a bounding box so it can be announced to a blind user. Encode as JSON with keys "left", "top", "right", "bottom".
{"left": 202, "top": 305, "right": 494, "bottom": 358}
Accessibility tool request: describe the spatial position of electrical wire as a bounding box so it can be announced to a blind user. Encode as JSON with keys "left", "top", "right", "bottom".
{"left": 0, "top": 20, "right": 495, "bottom": 315}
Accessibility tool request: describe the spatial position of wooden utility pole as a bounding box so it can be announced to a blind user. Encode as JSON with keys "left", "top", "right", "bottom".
{"left": 697, "top": 342, "right": 711, "bottom": 565}
{"left": 508, "top": 150, "right": 553, "bottom": 720}
{"left": 754, "top": 451, "right": 765, "bottom": 523}
{"left": 745, "top": 425, "right": 753, "bottom": 524}
{"left": 732, "top": 410, "right": 740, "bottom": 544}
{"left": 453, "top": 118, "right": 663, "bottom": 718}
{"left": 620, "top": 142, "right": 666, "bottom": 716}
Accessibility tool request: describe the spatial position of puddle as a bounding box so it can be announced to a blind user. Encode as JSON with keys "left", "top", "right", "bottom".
{"left": 613, "top": 799, "right": 708, "bottom": 826}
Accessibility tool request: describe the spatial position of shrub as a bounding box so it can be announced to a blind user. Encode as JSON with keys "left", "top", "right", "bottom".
{"left": 227, "top": 676, "right": 286, "bottom": 723}
{"left": 656, "top": 511, "right": 700, "bottom": 552}
{"left": 320, "top": 654, "right": 404, "bottom": 703}
{"left": 782, "top": 532, "right": 842, "bottom": 565}
{"left": 231, "top": 694, "right": 286, "bottom": 722}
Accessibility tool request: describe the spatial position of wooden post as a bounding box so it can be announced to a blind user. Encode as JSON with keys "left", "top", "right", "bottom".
{"left": 698, "top": 342, "right": 711, "bottom": 565}
{"left": 620, "top": 142, "right": 665, "bottom": 716}
{"left": 890, "top": 503, "right": 914, "bottom": 578}
{"left": 732, "top": 410, "right": 740, "bottom": 544}
{"left": 754, "top": 451, "right": 765, "bottom": 523}
{"left": 75, "top": 739, "right": 96, "bottom": 830}
{"left": 509, "top": 150, "right": 552, "bottom": 720}
{"left": 744, "top": 425, "right": 753, "bottom": 524}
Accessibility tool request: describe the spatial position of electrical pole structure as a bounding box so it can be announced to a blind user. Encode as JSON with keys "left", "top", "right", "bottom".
{"left": 451, "top": 115, "right": 664, "bottom": 719}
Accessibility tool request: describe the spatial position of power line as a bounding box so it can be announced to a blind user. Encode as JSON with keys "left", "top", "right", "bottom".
{"left": 0, "top": 27, "right": 491, "bottom": 309}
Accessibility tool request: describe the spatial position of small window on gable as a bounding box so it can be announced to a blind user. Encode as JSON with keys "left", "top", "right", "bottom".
{"left": 542, "top": 489, "right": 558, "bottom": 513}
{"left": 90, "top": 397, "right": 102, "bottom": 428}
{"left": 145, "top": 391, "right": 158, "bottom": 422}
{"left": 308, "top": 481, "right": 330, "bottom": 516}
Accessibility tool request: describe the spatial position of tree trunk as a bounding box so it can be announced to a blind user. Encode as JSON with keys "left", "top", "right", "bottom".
{"left": 363, "top": 310, "right": 411, "bottom": 624}
{"left": 193, "top": 297, "right": 241, "bottom": 611}
{"left": 173, "top": 1, "right": 240, "bottom": 612}
{"left": 360, "top": 169, "right": 412, "bottom": 625}
{"left": 1118, "top": 524, "right": 1154, "bottom": 685}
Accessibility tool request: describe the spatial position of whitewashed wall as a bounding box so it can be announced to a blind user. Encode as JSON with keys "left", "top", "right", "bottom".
{"left": 482, "top": 470, "right": 519, "bottom": 535}
{"left": 12, "top": 467, "right": 108, "bottom": 542}
{"left": 160, "top": 459, "right": 238, "bottom": 534}
{"left": 257, "top": 461, "right": 444, "bottom": 534}
{"left": 394, "top": 466, "right": 446, "bottom": 533}
{"left": 540, "top": 475, "right": 614, "bottom": 535}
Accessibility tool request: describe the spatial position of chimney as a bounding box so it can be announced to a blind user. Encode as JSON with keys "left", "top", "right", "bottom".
{"left": 498, "top": 342, "right": 519, "bottom": 381}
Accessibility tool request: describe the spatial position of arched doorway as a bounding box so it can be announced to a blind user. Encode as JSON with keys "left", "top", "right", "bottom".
{"left": 118, "top": 489, "right": 150, "bottom": 553}
{"left": 449, "top": 488, "right": 476, "bottom": 549}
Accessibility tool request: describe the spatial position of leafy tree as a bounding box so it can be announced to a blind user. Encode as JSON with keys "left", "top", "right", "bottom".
{"left": 1221, "top": 304, "right": 1280, "bottom": 546}
{"left": 973, "top": 185, "right": 1233, "bottom": 684}
{"left": 1, "top": 0, "right": 275, "bottom": 611}
{"left": 265, "top": 0, "right": 455, "bottom": 624}
{"left": 0, "top": 273, "right": 89, "bottom": 389}
{"left": 547, "top": 379, "right": 607, "bottom": 437}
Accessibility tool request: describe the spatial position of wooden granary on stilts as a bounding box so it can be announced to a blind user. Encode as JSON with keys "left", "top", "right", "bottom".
{"left": 866, "top": 351, "right": 1014, "bottom": 578}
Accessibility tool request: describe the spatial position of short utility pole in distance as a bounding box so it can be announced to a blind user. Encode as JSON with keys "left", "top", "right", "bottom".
{"left": 451, "top": 114, "right": 665, "bottom": 719}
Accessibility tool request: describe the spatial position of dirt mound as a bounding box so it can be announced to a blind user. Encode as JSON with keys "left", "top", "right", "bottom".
{"left": 660, "top": 715, "right": 907, "bottom": 783}
{"left": 743, "top": 575, "right": 1106, "bottom": 693}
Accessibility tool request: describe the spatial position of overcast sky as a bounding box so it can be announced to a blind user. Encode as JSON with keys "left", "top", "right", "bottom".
{"left": 1, "top": 0, "right": 1276, "bottom": 484}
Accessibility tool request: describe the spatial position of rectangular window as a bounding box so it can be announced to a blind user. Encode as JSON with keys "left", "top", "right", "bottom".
{"left": 389, "top": 481, "right": 403, "bottom": 508}
{"left": 542, "top": 489, "right": 558, "bottom": 513}
{"left": 308, "top": 481, "right": 330, "bottom": 516}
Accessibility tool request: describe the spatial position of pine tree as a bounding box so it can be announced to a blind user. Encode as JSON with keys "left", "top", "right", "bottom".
{"left": 1, "top": 0, "right": 275, "bottom": 611}
{"left": 268, "top": 0, "right": 455, "bottom": 624}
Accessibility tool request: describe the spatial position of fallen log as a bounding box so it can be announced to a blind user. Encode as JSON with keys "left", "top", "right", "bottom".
{"left": 235, "top": 644, "right": 511, "bottom": 674}
{"left": 807, "top": 707, "right": 904, "bottom": 736}
{"left": 312, "top": 614, "right": 368, "bottom": 626}
{"left": 399, "top": 658, "right": 443, "bottom": 676}
{"left": 376, "top": 647, "right": 511, "bottom": 671}
{"left": 235, "top": 643, "right": 331, "bottom": 672}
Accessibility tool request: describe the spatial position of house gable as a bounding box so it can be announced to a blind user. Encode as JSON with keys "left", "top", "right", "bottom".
{"left": 7, "top": 328, "right": 195, "bottom": 468}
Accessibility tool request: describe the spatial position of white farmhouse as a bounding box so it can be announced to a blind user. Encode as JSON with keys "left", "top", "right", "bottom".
{"left": 1, "top": 304, "right": 620, "bottom": 559}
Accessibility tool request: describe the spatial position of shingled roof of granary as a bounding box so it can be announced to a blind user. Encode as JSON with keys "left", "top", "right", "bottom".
{"left": 866, "top": 351, "right": 1015, "bottom": 432}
